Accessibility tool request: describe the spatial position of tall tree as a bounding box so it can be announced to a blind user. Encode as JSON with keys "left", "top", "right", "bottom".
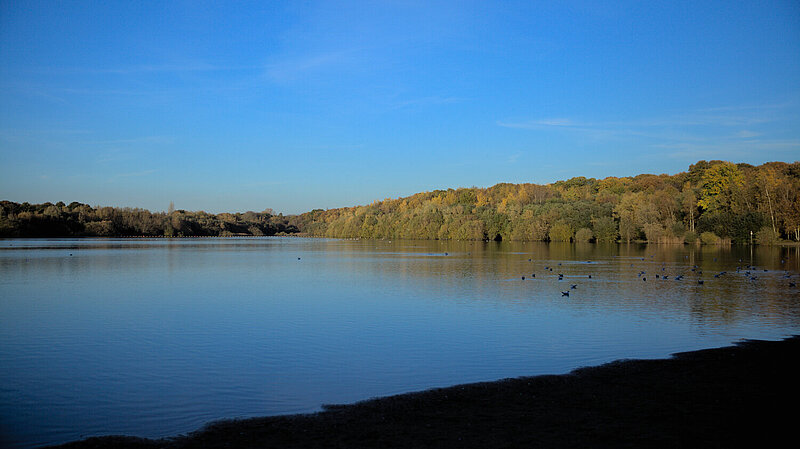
{"left": 698, "top": 162, "right": 744, "bottom": 214}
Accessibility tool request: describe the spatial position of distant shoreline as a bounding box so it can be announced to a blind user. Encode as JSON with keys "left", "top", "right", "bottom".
{"left": 3, "top": 235, "right": 800, "bottom": 246}
{"left": 46, "top": 336, "right": 800, "bottom": 449}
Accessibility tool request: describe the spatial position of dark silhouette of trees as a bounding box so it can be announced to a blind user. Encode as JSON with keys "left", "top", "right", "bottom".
{"left": 0, "top": 201, "right": 297, "bottom": 238}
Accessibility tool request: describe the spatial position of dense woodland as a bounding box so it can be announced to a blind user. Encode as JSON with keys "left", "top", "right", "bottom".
{"left": 288, "top": 160, "right": 800, "bottom": 244}
{"left": 0, "top": 201, "right": 297, "bottom": 238}
{"left": 2, "top": 161, "right": 799, "bottom": 243}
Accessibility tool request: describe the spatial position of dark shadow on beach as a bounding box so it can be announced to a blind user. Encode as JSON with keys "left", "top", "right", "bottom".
{"left": 46, "top": 336, "right": 800, "bottom": 448}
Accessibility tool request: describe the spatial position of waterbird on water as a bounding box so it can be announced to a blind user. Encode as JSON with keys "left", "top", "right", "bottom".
{"left": 561, "top": 291, "right": 570, "bottom": 296}
{"left": 570, "top": 284, "right": 577, "bottom": 289}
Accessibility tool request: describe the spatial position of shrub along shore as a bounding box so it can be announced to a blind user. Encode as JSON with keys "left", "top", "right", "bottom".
{"left": 47, "top": 336, "right": 800, "bottom": 449}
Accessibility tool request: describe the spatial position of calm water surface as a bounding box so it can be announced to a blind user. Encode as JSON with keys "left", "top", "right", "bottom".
{"left": 1, "top": 238, "right": 799, "bottom": 448}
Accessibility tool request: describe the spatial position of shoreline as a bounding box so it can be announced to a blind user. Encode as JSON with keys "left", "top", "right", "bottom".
{"left": 46, "top": 336, "right": 800, "bottom": 448}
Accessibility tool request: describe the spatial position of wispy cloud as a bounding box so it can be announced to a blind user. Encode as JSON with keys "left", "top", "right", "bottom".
{"left": 656, "top": 139, "right": 800, "bottom": 153}
{"left": 497, "top": 103, "right": 796, "bottom": 142}
{"left": 0, "top": 128, "right": 92, "bottom": 141}
{"left": 82, "top": 136, "right": 175, "bottom": 146}
{"left": 0, "top": 129, "right": 174, "bottom": 153}
{"left": 695, "top": 102, "right": 795, "bottom": 113}
{"left": 734, "top": 130, "right": 760, "bottom": 138}
{"left": 264, "top": 51, "right": 354, "bottom": 82}
{"left": 506, "top": 152, "right": 522, "bottom": 163}
{"left": 113, "top": 169, "right": 158, "bottom": 178}
{"left": 498, "top": 118, "right": 580, "bottom": 128}
{"left": 498, "top": 112, "right": 778, "bottom": 132}
{"left": 26, "top": 62, "right": 260, "bottom": 75}
{"left": 392, "top": 96, "right": 462, "bottom": 109}
{"left": 497, "top": 103, "right": 800, "bottom": 165}
{"left": 240, "top": 180, "right": 286, "bottom": 188}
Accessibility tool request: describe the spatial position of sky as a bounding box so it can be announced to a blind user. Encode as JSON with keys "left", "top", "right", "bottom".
{"left": 1, "top": 0, "right": 799, "bottom": 214}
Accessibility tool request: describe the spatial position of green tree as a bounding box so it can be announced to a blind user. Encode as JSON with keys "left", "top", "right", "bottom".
{"left": 614, "top": 192, "right": 642, "bottom": 243}
{"left": 591, "top": 216, "right": 618, "bottom": 242}
{"left": 548, "top": 221, "right": 573, "bottom": 242}
{"left": 755, "top": 226, "right": 780, "bottom": 245}
{"left": 698, "top": 162, "right": 744, "bottom": 213}
{"left": 574, "top": 227, "right": 593, "bottom": 242}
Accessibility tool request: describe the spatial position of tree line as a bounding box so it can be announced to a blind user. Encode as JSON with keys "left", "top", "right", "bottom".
{"left": 3, "top": 160, "right": 798, "bottom": 243}
{"left": 287, "top": 160, "right": 800, "bottom": 244}
{"left": 0, "top": 201, "right": 298, "bottom": 238}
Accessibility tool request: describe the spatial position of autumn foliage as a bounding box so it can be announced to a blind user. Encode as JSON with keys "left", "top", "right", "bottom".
{"left": 288, "top": 160, "right": 800, "bottom": 243}
{"left": 3, "top": 161, "right": 799, "bottom": 243}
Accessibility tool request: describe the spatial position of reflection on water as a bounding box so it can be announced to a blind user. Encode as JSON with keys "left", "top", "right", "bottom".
{"left": 1, "top": 238, "right": 799, "bottom": 448}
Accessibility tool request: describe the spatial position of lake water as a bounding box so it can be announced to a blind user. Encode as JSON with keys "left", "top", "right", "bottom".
{"left": 1, "top": 237, "right": 799, "bottom": 448}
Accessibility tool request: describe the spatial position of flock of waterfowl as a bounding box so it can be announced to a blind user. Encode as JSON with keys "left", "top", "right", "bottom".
{"left": 297, "top": 249, "right": 798, "bottom": 295}
{"left": 517, "top": 262, "right": 598, "bottom": 297}
{"left": 515, "top": 255, "right": 798, "bottom": 297}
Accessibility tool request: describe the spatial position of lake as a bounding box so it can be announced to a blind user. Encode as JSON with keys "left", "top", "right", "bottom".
{"left": 1, "top": 237, "right": 799, "bottom": 448}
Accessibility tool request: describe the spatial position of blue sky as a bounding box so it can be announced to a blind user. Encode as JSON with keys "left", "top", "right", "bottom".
{"left": 1, "top": 1, "right": 799, "bottom": 214}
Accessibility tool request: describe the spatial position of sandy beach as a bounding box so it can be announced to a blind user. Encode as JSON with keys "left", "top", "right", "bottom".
{"left": 45, "top": 335, "right": 800, "bottom": 448}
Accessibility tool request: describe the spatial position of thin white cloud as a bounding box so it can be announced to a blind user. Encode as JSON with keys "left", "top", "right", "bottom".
{"left": 497, "top": 118, "right": 582, "bottom": 129}
{"left": 81, "top": 136, "right": 175, "bottom": 146}
{"left": 497, "top": 103, "right": 798, "bottom": 149}
{"left": 264, "top": 51, "right": 353, "bottom": 82}
{"left": 113, "top": 169, "right": 158, "bottom": 178}
{"left": 499, "top": 112, "right": 777, "bottom": 132}
{"left": 656, "top": 140, "right": 800, "bottom": 160}
{"left": 500, "top": 101, "right": 796, "bottom": 131}
{"left": 0, "top": 128, "right": 92, "bottom": 141}
{"left": 392, "top": 96, "right": 461, "bottom": 109}
{"left": 26, "top": 63, "right": 260, "bottom": 75}
{"left": 735, "top": 130, "right": 760, "bottom": 138}
{"left": 696, "top": 102, "right": 794, "bottom": 113}
{"left": 506, "top": 152, "right": 522, "bottom": 163}
{"left": 624, "top": 114, "right": 772, "bottom": 127}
